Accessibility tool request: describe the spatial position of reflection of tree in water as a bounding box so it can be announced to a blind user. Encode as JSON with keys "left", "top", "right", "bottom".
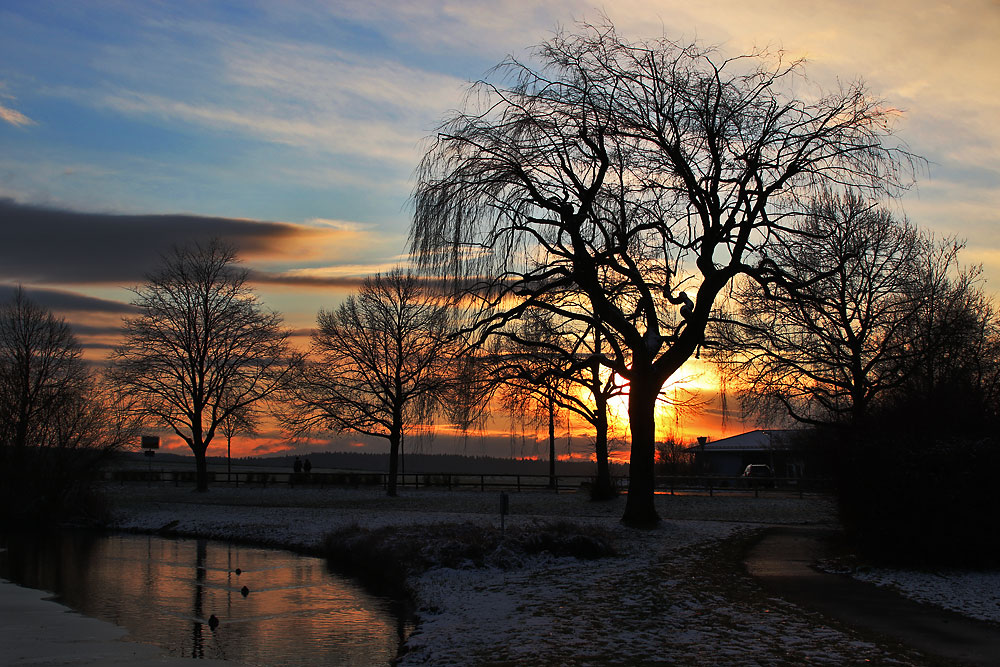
{"left": 191, "top": 538, "right": 207, "bottom": 659}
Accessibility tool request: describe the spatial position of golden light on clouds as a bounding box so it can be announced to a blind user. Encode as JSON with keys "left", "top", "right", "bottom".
{"left": 0, "top": 102, "right": 34, "bottom": 127}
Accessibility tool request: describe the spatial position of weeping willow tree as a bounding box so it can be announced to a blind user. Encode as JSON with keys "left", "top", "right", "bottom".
{"left": 283, "top": 269, "right": 458, "bottom": 496}
{"left": 410, "top": 19, "right": 917, "bottom": 526}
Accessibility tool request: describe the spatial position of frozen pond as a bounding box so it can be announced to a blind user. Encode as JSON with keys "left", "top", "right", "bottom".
{"left": 0, "top": 530, "right": 410, "bottom": 665}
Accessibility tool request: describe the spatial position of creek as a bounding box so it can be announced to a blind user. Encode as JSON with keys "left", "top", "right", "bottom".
{"left": 0, "top": 530, "right": 411, "bottom": 665}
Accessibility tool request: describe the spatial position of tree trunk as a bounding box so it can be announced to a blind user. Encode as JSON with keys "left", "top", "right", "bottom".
{"left": 547, "top": 396, "right": 556, "bottom": 490}
{"left": 387, "top": 432, "right": 400, "bottom": 497}
{"left": 190, "top": 408, "right": 210, "bottom": 492}
{"left": 193, "top": 442, "right": 209, "bottom": 492}
{"left": 591, "top": 390, "right": 616, "bottom": 500}
{"left": 622, "top": 377, "right": 659, "bottom": 527}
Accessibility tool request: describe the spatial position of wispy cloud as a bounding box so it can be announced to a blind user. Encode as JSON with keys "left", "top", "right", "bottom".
{"left": 0, "top": 102, "right": 34, "bottom": 127}
{"left": 249, "top": 270, "right": 368, "bottom": 289}
{"left": 250, "top": 259, "right": 413, "bottom": 288}
{"left": 64, "top": 20, "right": 469, "bottom": 171}
{"left": 303, "top": 0, "right": 569, "bottom": 56}
{"left": 97, "top": 88, "right": 424, "bottom": 167}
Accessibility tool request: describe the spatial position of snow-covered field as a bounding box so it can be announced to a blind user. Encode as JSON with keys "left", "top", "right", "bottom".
{"left": 101, "top": 484, "right": 992, "bottom": 665}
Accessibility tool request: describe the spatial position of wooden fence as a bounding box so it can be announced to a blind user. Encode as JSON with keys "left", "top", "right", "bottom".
{"left": 103, "top": 468, "right": 830, "bottom": 497}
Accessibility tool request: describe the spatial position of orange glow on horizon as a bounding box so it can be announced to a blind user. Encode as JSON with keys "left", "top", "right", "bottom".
{"left": 124, "top": 349, "right": 750, "bottom": 461}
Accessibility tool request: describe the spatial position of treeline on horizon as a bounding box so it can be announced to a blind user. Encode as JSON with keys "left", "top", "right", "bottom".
{"left": 129, "top": 450, "right": 624, "bottom": 476}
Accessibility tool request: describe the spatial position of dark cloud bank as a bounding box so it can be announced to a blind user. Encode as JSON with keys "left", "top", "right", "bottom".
{"left": 0, "top": 198, "right": 310, "bottom": 284}
{"left": 0, "top": 284, "right": 137, "bottom": 314}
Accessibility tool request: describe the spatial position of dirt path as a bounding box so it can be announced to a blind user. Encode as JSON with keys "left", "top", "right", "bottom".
{"left": 746, "top": 527, "right": 1000, "bottom": 666}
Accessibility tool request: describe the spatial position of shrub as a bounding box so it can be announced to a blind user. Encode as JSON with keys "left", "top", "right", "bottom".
{"left": 0, "top": 446, "right": 112, "bottom": 528}
{"left": 322, "top": 520, "right": 616, "bottom": 594}
{"left": 836, "top": 430, "right": 1000, "bottom": 567}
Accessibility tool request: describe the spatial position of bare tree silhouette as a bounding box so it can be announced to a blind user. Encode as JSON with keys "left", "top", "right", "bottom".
{"left": 0, "top": 288, "right": 138, "bottom": 524}
{"left": 220, "top": 399, "right": 257, "bottom": 482}
{"left": 487, "top": 305, "right": 626, "bottom": 498}
{"left": 411, "top": 19, "right": 916, "bottom": 526}
{"left": 717, "top": 190, "right": 998, "bottom": 429}
{"left": 111, "top": 240, "right": 297, "bottom": 492}
{"left": 899, "top": 246, "right": 1000, "bottom": 421}
{"left": 494, "top": 310, "right": 572, "bottom": 490}
{"left": 717, "top": 190, "right": 925, "bottom": 426}
{"left": 0, "top": 287, "right": 89, "bottom": 451}
{"left": 283, "top": 270, "right": 457, "bottom": 497}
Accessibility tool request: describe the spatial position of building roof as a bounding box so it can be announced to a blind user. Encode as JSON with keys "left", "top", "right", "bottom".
{"left": 687, "top": 429, "right": 806, "bottom": 453}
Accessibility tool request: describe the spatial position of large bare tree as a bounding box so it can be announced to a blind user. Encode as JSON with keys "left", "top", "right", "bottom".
{"left": 111, "top": 240, "right": 296, "bottom": 492}
{"left": 284, "top": 270, "right": 456, "bottom": 496}
{"left": 411, "top": 21, "right": 915, "bottom": 525}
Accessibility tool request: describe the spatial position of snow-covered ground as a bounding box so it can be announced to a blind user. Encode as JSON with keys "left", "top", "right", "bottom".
{"left": 100, "top": 484, "right": 946, "bottom": 665}
{"left": 850, "top": 567, "right": 1000, "bottom": 625}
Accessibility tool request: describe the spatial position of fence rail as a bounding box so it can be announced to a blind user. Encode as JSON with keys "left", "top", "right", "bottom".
{"left": 102, "top": 468, "right": 830, "bottom": 497}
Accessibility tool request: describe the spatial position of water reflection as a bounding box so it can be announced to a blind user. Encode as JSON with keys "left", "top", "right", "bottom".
{"left": 0, "top": 531, "right": 409, "bottom": 666}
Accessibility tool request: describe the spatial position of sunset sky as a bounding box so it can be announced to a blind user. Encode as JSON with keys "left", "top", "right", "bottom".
{"left": 1, "top": 1, "right": 998, "bottom": 458}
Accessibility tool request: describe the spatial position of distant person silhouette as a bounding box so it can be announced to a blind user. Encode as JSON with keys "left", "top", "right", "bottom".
{"left": 293, "top": 456, "right": 302, "bottom": 474}
{"left": 303, "top": 458, "right": 312, "bottom": 474}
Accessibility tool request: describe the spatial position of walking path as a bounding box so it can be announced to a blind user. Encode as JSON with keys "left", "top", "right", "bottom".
{"left": 746, "top": 527, "right": 1000, "bottom": 666}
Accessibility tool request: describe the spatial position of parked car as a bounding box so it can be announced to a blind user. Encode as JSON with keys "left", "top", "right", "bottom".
{"left": 742, "top": 464, "right": 774, "bottom": 487}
